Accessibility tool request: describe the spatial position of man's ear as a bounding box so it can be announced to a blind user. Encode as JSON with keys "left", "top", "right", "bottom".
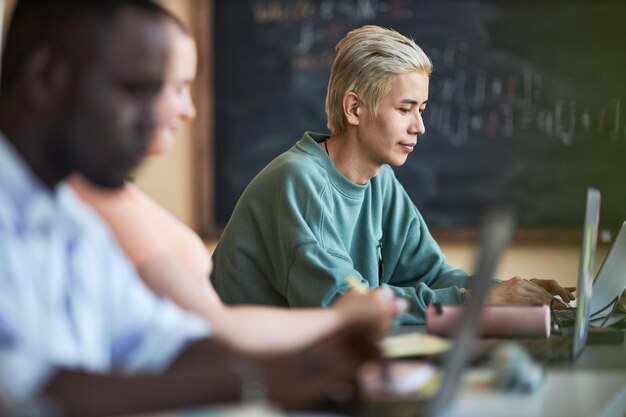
{"left": 343, "top": 92, "right": 361, "bottom": 127}
{"left": 21, "top": 47, "right": 71, "bottom": 114}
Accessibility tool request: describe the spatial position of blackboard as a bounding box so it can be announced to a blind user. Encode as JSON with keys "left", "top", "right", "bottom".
{"left": 214, "top": 0, "right": 626, "bottom": 234}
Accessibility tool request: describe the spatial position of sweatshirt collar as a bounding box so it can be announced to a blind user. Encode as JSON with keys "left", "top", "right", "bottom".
{"left": 298, "top": 131, "right": 370, "bottom": 199}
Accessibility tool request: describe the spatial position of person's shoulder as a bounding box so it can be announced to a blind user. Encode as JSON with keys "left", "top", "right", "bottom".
{"left": 376, "top": 165, "right": 421, "bottom": 214}
{"left": 378, "top": 164, "right": 397, "bottom": 179}
{"left": 69, "top": 175, "right": 137, "bottom": 209}
{"left": 60, "top": 183, "right": 122, "bottom": 244}
{"left": 249, "top": 134, "right": 329, "bottom": 191}
{"left": 122, "top": 182, "right": 164, "bottom": 212}
{"left": 60, "top": 183, "right": 152, "bottom": 277}
{"left": 375, "top": 164, "right": 402, "bottom": 189}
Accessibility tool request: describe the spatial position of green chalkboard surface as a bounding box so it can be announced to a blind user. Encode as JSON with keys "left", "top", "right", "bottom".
{"left": 214, "top": 0, "right": 626, "bottom": 233}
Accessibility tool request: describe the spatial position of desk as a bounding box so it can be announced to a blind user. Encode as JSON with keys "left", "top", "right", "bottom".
{"left": 396, "top": 324, "right": 626, "bottom": 417}
{"left": 164, "top": 368, "right": 626, "bottom": 417}
{"left": 128, "top": 325, "right": 626, "bottom": 417}
{"left": 447, "top": 369, "right": 626, "bottom": 417}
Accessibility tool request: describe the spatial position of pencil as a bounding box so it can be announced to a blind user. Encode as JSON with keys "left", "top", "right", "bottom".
{"left": 345, "top": 275, "right": 369, "bottom": 294}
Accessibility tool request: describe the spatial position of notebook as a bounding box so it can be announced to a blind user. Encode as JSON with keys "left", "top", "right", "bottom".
{"left": 339, "top": 207, "right": 516, "bottom": 417}
{"left": 589, "top": 220, "right": 626, "bottom": 325}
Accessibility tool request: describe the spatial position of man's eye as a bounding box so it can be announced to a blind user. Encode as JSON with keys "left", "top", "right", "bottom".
{"left": 398, "top": 108, "right": 410, "bottom": 114}
{"left": 121, "top": 81, "right": 159, "bottom": 96}
{"left": 121, "top": 82, "right": 142, "bottom": 94}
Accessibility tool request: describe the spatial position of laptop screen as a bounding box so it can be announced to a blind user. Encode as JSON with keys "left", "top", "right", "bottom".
{"left": 572, "top": 187, "right": 600, "bottom": 358}
{"left": 590, "top": 220, "right": 626, "bottom": 318}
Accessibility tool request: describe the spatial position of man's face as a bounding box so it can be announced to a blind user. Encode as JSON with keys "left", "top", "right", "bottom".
{"left": 356, "top": 71, "right": 429, "bottom": 169}
{"left": 51, "top": 7, "right": 167, "bottom": 189}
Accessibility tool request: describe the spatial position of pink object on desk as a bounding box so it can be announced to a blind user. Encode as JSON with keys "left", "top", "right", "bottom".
{"left": 426, "top": 304, "right": 551, "bottom": 338}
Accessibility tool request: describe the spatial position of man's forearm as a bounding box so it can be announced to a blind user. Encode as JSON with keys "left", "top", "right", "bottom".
{"left": 42, "top": 339, "right": 244, "bottom": 417}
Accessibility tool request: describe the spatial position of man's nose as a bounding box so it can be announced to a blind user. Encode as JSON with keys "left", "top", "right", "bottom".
{"left": 409, "top": 113, "right": 426, "bottom": 136}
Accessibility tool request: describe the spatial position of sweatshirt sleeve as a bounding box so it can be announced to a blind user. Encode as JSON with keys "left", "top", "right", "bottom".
{"left": 382, "top": 217, "right": 471, "bottom": 324}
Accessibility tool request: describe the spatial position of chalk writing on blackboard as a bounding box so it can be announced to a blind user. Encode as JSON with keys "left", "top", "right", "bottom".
{"left": 214, "top": 0, "right": 626, "bottom": 231}
{"left": 253, "top": 0, "right": 416, "bottom": 23}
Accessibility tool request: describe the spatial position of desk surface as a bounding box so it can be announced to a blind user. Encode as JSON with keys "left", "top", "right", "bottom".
{"left": 155, "top": 369, "right": 626, "bottom": 417}
{"left": 447, "top": 369, "right": 626, "bottom": 417}
{"left": 133, "top": 324, "right": 626, "bottom": 417}
{"left": 392, "top": 323, "right": 626, "bottom": 417}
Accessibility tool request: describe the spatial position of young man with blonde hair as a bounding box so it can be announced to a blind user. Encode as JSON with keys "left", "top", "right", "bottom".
{"left": 212, "top": 25, "right": 575, "bottom": 324}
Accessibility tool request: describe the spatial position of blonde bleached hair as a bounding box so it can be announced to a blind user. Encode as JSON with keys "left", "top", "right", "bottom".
{"left": 325, "top": 25, "right": 432, "bottom": 134}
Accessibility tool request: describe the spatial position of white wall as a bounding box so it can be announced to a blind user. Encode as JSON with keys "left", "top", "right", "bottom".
{"left": 133, "top": 0, "right": 198, "bottom": 229}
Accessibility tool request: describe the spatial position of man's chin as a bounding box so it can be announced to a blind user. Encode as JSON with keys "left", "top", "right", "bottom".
{"left": 81, "top": 172, "right": 127, "bottom": 190}
{"left": 388, "top": 156, "right": 410, "bottom": 168}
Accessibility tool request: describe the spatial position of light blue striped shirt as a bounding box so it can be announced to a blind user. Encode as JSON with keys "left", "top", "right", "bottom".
{"left": 0, "top": 133, "right": 211, "bottom": 404}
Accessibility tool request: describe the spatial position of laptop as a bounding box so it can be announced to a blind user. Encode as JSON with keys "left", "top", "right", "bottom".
{"left": 336, "top": 207, "right": 516, "bottom": 417}
{"left": 589, "top": 220, "right": 626, "bottom": 325}
{"left": 503, "top": 187, "right": 600, "bottom": 363}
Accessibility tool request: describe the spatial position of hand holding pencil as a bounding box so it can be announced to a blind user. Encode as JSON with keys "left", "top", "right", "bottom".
{"left": 345, "top": 275, "right": 409, "bottom": 317}
{"left": 332, "top": 276, "right": 408, "bottom": 339}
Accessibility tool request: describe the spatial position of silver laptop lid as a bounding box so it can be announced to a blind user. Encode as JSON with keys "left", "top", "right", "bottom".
{"left": 590, "top": 220, "right": 626, "bottom": 319}
{"left": 426, "top": 207, "right": 516, "bottom": 417}
{"left": 572, "top": 187, "right": 600, "bottom": 358}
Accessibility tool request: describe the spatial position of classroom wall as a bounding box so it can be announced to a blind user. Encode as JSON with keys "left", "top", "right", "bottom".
{"left": 451, "top": 242, "right": 608, "bottom": 289}
{"left": 2, "top": 0, "right": 11, "bottom": 39}
{"left": 2, "top": 0, "right": 605, "bottom": 289}
{"left": 133, "top": 0, "right": 198, "bottom": 230}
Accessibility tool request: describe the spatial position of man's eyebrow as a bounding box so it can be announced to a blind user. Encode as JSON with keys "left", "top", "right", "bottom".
{"left": 399, "top": 99, "right": 428, "bottom": 106}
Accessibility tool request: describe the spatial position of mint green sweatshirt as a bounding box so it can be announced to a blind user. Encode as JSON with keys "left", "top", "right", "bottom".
{"left": 212, "top": 132, "right": 471, "bottom": 324}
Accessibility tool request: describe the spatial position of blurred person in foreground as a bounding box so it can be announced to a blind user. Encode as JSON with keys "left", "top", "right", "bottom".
{"left": 69, "top": 11, "right": 404, "bottom": 356}
{"left": 211, "top": 25, "right": 576, "bottom": 324}
{"left": 0, "top": 1, "right": 380, "bottom": 415}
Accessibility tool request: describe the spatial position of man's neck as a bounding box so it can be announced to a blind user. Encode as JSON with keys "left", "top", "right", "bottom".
{"left": 0, "top": 111, "right": 63, "bottom": 190}
{"left": 324, "top": 131, "right": 381, "bottom": 185}
{"left": 16, "top": 142, "right": 64, "bottom": 190}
